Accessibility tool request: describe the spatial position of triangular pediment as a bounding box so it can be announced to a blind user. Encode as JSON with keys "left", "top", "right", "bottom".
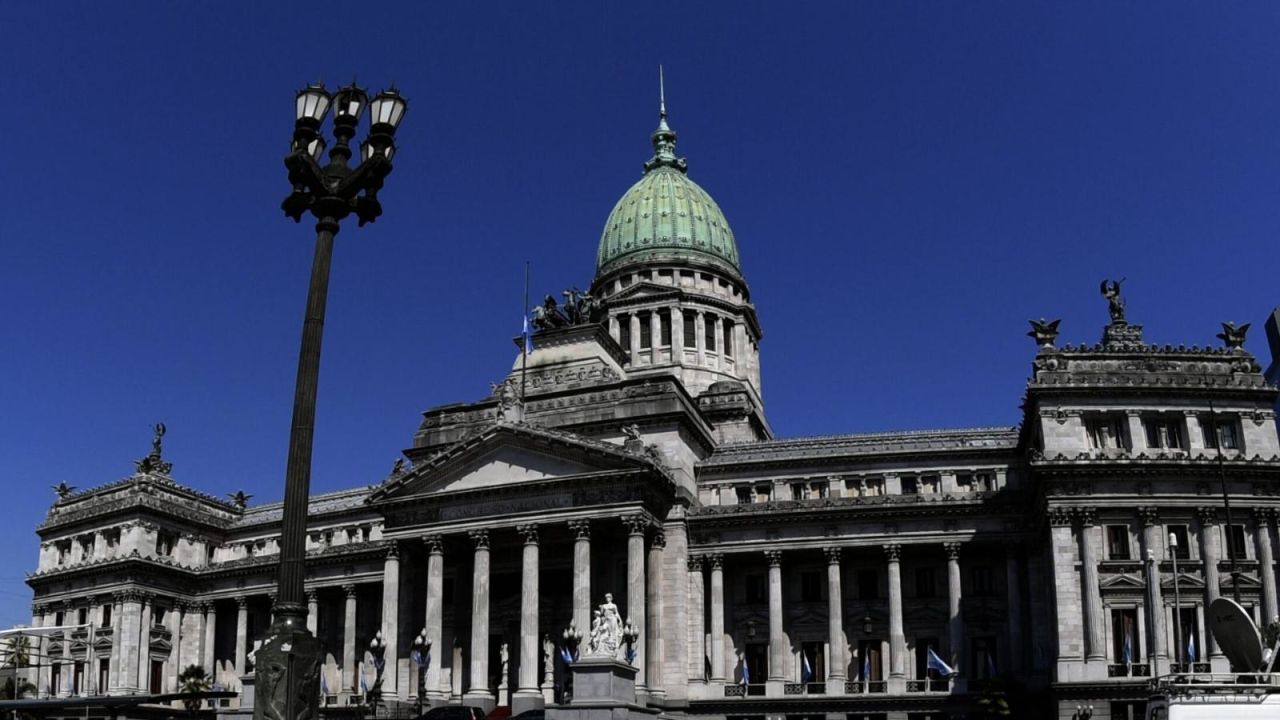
{"left": 373, "top": 422, "right": 666, "bottom": 503}
{"left": 1100, "top": 574, "right": 1146, "bottom": 591}
{"left": 608, "top": 282, "right": 681, "bottom": 304}
{"left": 1162, "top": 572, "right": 1205, "bottom": 591}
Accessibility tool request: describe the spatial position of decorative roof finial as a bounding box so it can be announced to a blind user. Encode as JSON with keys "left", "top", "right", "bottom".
{"left": 645, "top": 65, "right": 687, "bottom": 174}
{"left": 134, "top": 421, "right": 173, "bottom": 476}
{"left": 1217, "top": 321, "right": 1250, "bottom": 349}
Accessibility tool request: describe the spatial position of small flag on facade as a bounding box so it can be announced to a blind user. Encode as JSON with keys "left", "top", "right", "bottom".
{"left": 862, "top": 654, "right": 871, "bottom": 681}
{"left": 1187, "top": 632, "right": 1197, "bottom": 663}
{"left": 320, "top": 670, "right": 328, "bottom": 695}
{"left": 926, "top": 647, "right": 955, "bottom": 678}
{"left": 801, "top": 651, "right": 814, "bottom": 682}
{"left": 523, "top": 313, "right": 532, "bottom": 355}
{"left": 740, "top": 658, "right": 750, "bottom": 686}
{"left": 986, "top": 651, "right": 997, "bottom": 678}
{"left": 1123, "top": 631, "right": 1133, "bottom": 664}
{"left": 360, "top": 671, "right": 368, "bottom": 695}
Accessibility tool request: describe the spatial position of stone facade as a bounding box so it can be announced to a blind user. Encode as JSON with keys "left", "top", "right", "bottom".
{"left": 24, "top": 107, "right": 1280, "bottom": 720}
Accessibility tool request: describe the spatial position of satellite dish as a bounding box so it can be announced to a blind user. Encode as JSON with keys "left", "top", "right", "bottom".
{"left": 1209, "top": 597, "right": 1264, "bottom": 671}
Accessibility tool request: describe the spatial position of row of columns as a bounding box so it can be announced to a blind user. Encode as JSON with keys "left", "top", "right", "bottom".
{"left": 687, "top": 542, "right": 980, "bottom": 688}
{"left": 1058, "top": 505, "right": 1280, "bottom": 670}
{"left": 611, "top": 307, "right": 738, "bottom": 369}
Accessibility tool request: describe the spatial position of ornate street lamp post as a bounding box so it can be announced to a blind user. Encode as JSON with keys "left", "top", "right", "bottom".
{"left": 253, "top": 82, "right": 407, "bottom": 720}
{"left": 367, "top": 631, "right": 387, "bottom": 717}
{"left": 411, "top": 629, "right": 430, "bottom": 717}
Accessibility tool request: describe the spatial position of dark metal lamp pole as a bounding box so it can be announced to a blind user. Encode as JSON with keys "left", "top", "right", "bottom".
{"left": 254, "top": 81, "right": 407, "bottom": 720}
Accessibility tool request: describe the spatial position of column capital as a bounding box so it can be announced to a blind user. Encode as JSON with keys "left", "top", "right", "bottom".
{"left": 1254, "top": 507, "right": 1278, "bottom": 526}
{"left": 567, "top": 519, "right": 591, "bottom": 540}
{"left": 884, "top": 544, "right": 901, "bottom": 562}
{"left": 235, "top": 595, "right": 248, "bottom": 608}
{"left": 707, "top": 552, "right": 724, "bottom": 570}
{"left": 1048, "top": 507, "right": 1073, "bottom": 527}
{"left": 764, "top": 549, "right": 782, "bottom": 567}
{"left": 342, "top": 584, "right": 357, "bottom": 598}
{"left": 517, "top": 524, "right": 540, "bottom": 545}
{"left": 305, "top": 589, "right": 318, "bottom": 603}
{"left": 1074, "top": 507, "right": 1098, "bottom": 527}
{"left": 196, "top": 600, "right": 214, "bottom": 614}
{"left": 1137, "top": 506, "right": 1160, "bottom": 527}
{"left": 423, "top": 534, "right": 445, "bottom": 555}
{"left": 651, "top": 530, "right": 666, "bottom": 550}
{"left": 385, "top": 543, "right": 400, "bottom": 560}
{"left": 469, "top": 529, "right": 490, "bottom": 549}
{"left": 687, "top": 555, "right": 704, "bottom": 572}
{"left": 824, "top": 546, "right": 842, "bottom": 564}
{"left": 621, "top": 514, "right": 649, "bottom": 537}
{"left": 1197, "top": 507, "right": 1219, "bottom": 527}
{"left": 943, "top": 542, "right": 961, "bottom": 561}
{"left": 267, "top": 592, "right": 278, "bottom": 605}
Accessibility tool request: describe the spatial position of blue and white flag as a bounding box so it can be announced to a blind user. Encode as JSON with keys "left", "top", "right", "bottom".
{"left": 559, "top": 646, "right": 574, "bottom": 665}
{"left": 801, "top": 652, "right": 814, "bottom": 682}
{"left": 1123, "top": 632, "right": 1133, "bottom": 664}
{"left": 625, "top": 647, "right": 636, "bottom": 664}
{"left": 1187, "top": 632, "right": 1197, "bottom": 663}
{"left": 740, "top": 659, "right": 750, "bottom": 686}
{"left": 523, "top": 314, "right": 532, "bottom": 355}
{"left": 360, "top": 672, "right": 368, "bottom": 695}
{"left": 926, "top": 648, "right": 955, "bottom": 678}
{"left": 986, "top": 652, "right": 997, "bottom": 678}
{"left": 320, "top": 670, "right": 328, "bottom": 695}
{"left": 862, "top": 654, "right": 871, "bottom": 681}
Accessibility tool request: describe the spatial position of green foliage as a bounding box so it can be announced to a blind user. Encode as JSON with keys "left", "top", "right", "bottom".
{"left": 2, "top": 637, "right": 31, "bottom": 669}
{"left": 177, "top": 664, "right": 212, "bottom": 717}
{"left": 974, "top": 678, "right": 1013, "bottom": 718}
{"left": 1, "top": 676, "right": 37, "bottom": 700}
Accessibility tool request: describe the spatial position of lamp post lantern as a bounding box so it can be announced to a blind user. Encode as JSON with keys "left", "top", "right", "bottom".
{"left": 254, "top": 81, "right": 407, "bottom": 720}
{"left": 411, "top": 629, "right": 430, "bottom": 717}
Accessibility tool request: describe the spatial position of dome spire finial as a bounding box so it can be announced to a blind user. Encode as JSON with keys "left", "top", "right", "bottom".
{"left": 646, "top": 65, "right": 687, "bottom": 173}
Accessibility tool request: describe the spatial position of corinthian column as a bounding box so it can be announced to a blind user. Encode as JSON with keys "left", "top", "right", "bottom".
{"left": 944, "top": 543, "right": 963, "bottom": 666}
{"left": 1255, "top": 509, "right": 1278, "bottom": 624}
{"left": 1139, "top": 508, "right": 1168, "bottom": 672}
{"left": 687, "top": 556, "right": 706, "bottom": 686}
{"left": 341, "top": 586, "right": 357, "bottom": 692}
{"left": 423, "top": 535, "right": 445, "bottom": 700}
{"left": 1077, "top": 509, "right": 1106, "bottom": 662}
{"left": 568, "top": 520, "right": 591, "bottom": 635}
{"left": 765, "top": 550, "right": 785, "bottom": 683}
{"left": 646, "top": 531, "right": 666, "bottom": 700}
{"left": 381, "top": 546, "right": 401, "bottom": 697}
{"left": 1198, "top": 508, "right": 1224, "bottom": 661}
{"left": 886, "top": 545, "right": 905, "bottom": 685}
{"left": 708, "top": 553, "right": 726, "bottom": 684}
{"left": 622, "top": 516, "right": 648, "bottom": 691}
{"left": 825, "top": 547, "right": 846, "bottom": 686}
{"left": 514, "top": 525, "right": 542, "bottom": 713}
{"left": 201, "top": 602, "right": 216, "bottom": 677}
{"left": 464, "top": 530, "right": 493, "bottom": 709}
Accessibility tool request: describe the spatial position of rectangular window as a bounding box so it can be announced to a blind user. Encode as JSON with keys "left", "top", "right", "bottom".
{"left": 915, "top": 567, "right": 936, "bottom": 598}
{"left": 153, "top": 606, "right": 166, "bottom": 628}
{"left": 811, "top": 481, "right": 828, "bottom": 499}
{"left": 1168, "top": 525, "right": 1191, "bottom": 560}
{"left": 618, "top": 313, "right": 631, "bottom": 349}
{"left": 857, "top": 640, "right": 883, "bottom": 681}
{"left": 858, "top": 569, "right": 879, "bottom": 600}
{"left": 754, "top": 485, "right": 772, "bottom": 503}
{"left": 683, "top": 312, "right": 696, "bottom": 348}
{"left": 1226, "top": 525, "right": 1248, "bottom": 560}
{"left": 746, "top": 573, "right": 767, "bottom": 604}
{"left": 901, "top": 476, "right": 919, "bottom": 495}
{"left": 920, "top": 474, "right": 939, "bottom": 494}
{"left": 970, "top": 637, "right": 997, "bottom": 679}
{"left": 55, "top": 611, "right": 65, "bottom": 626}
{"left": 723, "top": 319, "right": 735, "bottom": 357}
{"left": 744, "top": 643, "right": 768, "bottom": 684}
{"left": 1086, "top": 415, "right": 1127, "bottom": 450}
{"left": 954, "top": 474, "right": 973, "bottom": 492}
{"left": 791, "top": 483, "right": 806, "bottom": 501}
{"left": 1112, "top": 608, "right": 1138, "bottom": 663}
{"left": 1107, "top": 526, "right": 1131, "bottom": 560}
{"left": 1202, "top": 416, "right": 1241, "bottom": 450}
{"left": 659, "top": 311, "right": 672, "bottom": 346}
{"left": 1176, "top": 606, "right": 1200, "bottom": 663}
{"left": 73, "top": 661, "right": 84, "bottom": 695}
{"left": 1145, "top": 417, "right": 1184, "bottom": 449}
{"left": 800, "top": 571, "right": 822, "bottom": 602}
{"left": 98, "top": 659, "right": 109, "bottom": 695}
{"left": 974, "top": 472, "right": 994, "bottom": 492}
{"left": 735, "top": 486, "right": 752, "bottom": 505}
{"left": 800, "top": 641, "right": 824, "bottom": 682}
{"left": 150, "top": 659, "right": 164, "bottom": 694}
{"left": 51, "top": 665, "right": 61, "bottom": 696}
{"left": 970, "top": 566, "right": 994, "bottom": 596}
{"left": 77, "top": 607, "right": 88, "bottom": 626}
{"left": 639, "top": 312, "right": 652, "bottom": 349}
{"left": 101, "top": 604, "right": 112, "bottom": 628}
{"left": 864, "top": 478, "right": 884, "bottom": 497}
{"left": 705, "top": 315, "right": 717, "bottom": 351}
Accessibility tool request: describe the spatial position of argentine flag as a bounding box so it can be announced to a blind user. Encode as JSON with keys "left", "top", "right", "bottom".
{"left": 1123, "top": 632, "right": 1133, "bottom": 664}
{"left": 523, "top": 314, "right": 532, "bottom": 355}
{"left": 559, "top": 646, "right": 574, "bottom": 664}
{"left": 862, "top": 654, "right": 871, "bottom": 681}
{"left": 360, "top": 672, "right": 368, "bottom": 695}
{"left": 926, "top": 648, "right": 955, "bottom": 678}
{"left": 320, "top": 671, "right": 328, "bottom": 695}
{"left": 801, "top": 652, "right": 814, "bottom": 682}
{"left": 1187, "top": 632, "right": 1197, "bottom": 663}
{"left": 740, "top": 659, "right": 750, "bottom": 686}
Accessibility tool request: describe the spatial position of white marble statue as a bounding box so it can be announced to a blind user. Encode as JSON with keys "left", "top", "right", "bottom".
{"left": 584, "top": 592, "right": 623, "bottom": 659}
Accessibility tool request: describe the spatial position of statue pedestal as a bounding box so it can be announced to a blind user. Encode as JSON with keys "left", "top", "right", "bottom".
{"left": 546, "top": 659, "right": 658, "bottom": 720}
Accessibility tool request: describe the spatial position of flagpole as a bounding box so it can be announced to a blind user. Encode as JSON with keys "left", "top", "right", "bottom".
{"left": 521, "top": 261, "right": 530, "bottom": 404}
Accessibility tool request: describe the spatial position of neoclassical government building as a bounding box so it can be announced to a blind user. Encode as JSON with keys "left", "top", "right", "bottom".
{"left": 25, "top": 103, "right": 1280, "bottom": 720}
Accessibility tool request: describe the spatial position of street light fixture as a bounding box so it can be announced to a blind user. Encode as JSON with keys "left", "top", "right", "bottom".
{"left": 368, "top": 631, "right": 386, "bottom": 717}
{"left": 254, "top": 81, "right": 407, "bottom": 720}
{"left": 411, "top": 628, "right": 431, "bottom": 717}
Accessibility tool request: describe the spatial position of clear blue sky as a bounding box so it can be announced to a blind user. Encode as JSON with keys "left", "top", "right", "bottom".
{"left": 2, "top": 2, "right": 1279, "bottom": 627}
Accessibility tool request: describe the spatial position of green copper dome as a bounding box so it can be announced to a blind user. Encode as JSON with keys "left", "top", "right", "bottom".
{"left": 595, "top": 106, "right": 742, "bottom": 280}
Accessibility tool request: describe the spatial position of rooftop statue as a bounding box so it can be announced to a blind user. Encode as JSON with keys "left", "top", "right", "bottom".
{"left": 1027, "top": 318, "right": 1061, "bottom": 348}
{"left": 134, "top": 422, "right": 173, "bottom": 475}
{"left": 228, "top": 490, "right": 252, "bottom": 510}
{"left": 1218, "top": 321, "right": 1251, "bottom": 350}
{"left": 584, "top": 593, "right": 623, "bottom": 660}
{"left": 51, "top": 481, "right": 76, "bottom": 499}
{"left": 1100, "top": 279, "right": 1126, "bottom": 323}
{"left": 531, "top": 288, "right": 601, "bottom": 331}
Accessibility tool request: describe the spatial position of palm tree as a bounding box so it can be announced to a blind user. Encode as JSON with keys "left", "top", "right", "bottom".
{"left": 177, "top": 664, "right": 212, "bottom": 718}
{"left": 1, "top": 676, "right": 36, "bottom": 700}
{"left": 1, "top": 636, "right": 31, "bottom": 670}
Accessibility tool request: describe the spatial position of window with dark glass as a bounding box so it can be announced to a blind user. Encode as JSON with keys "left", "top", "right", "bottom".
{"left": 101, "top": 603, "right": 112, "bottom": 628}
{"left": 736, "top": 486, "right": 752, "bottom": 505}
{"left": 746, "top": 573, "right": 767, "bottom": 604}
{"left": 618, "top": 313, "right": 630, "bottom": 349}
{"left": 639, "top": 312, "right": 652, "bottom": 349}
{"left": 914, "top": 637, "right": 940, "bottom": 679}
{"left": 1086, "top": 415, "right": 1128, "bottom": 450}
{"left": 55, "top": 610, "right": 65, "bottom": 626}
{"left": 723, "top": 319, "right": 735, "bottom": 357}
{"left": 800, "top": 571, "right": 822, "bottom": 602}
{"left": 705, "top": 314, "right": 717, "bottom": 351}
{"left": 77, "top": 607, "right": 88, "bottom": 625}
{"left": 1226, "top": 525, "right": 1248, "bottom": 560}
{"left": 1176, "top": 606, "right": 1199, "bottom": 663}
{"left": 901, "top": 476, "right": 918, "bottom": 495}
{"left": 969, "top": 566, "right": 994, "bottom": 596}
{"left": 659, "top": 311, "right": 672, "bottom": 346}
{"left": 1144, "top": 417, "right": 1183, "bottom": 449}
{"left": 1111, "top": 608, "right": 1138, "bottom": 664}
{"left": 1202, "top": 416, "right": 1241, "bottom": 450}
{"left": 97, "top": 659, "right": 109, "bottom": 695}
{"left": 915, "top": 567, "right": 936, "bottom": 598}
{"left": 800, "top": 641, "right": 824, "bottom": 682}
{"left": 858, "top": 569, "right": 879, "bottom": 599}
{"left": 857, "top": 640, "right": 884, "bottom": 681}
{"left": 1168, "top": 525, "right": 1191, "bottom": 560}
{"left": 683, "top": 312, "right": 696, "bottom": 348}
{"left": 1107, "top": 526, "right": 1131, "bottom": 560}
{"left": 744, "top": 643, "right": 768, "bottom": 684}
{"left": 970, "top": 637, "right": 997, "bottom": 679}
{"left": 791, "top": 483, "right": 806, "bottom": 501}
